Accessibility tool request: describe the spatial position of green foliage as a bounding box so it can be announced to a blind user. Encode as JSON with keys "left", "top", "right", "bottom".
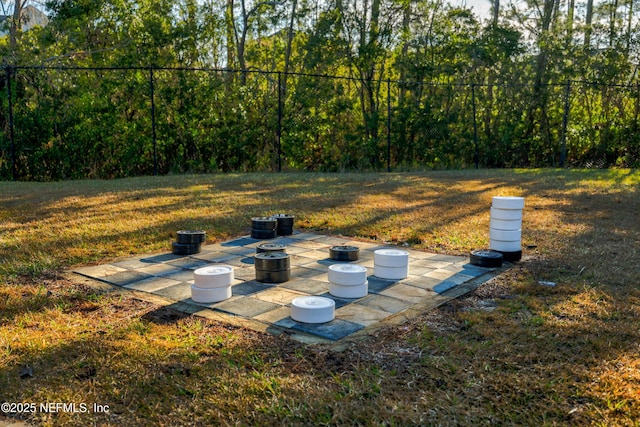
{"left": 0, "top": 0, "right": 638, "bottom": 179}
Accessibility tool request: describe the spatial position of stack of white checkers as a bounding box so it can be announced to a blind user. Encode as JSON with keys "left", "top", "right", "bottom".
{"left": 490, "top": 196, "right": 524, "bottom": 261}
{"left": 374, "top": 249, "right": 409, "bottom": 279}
{"left": 191, "top": 265, "right": 234, "bottom": 303}
{"left": 327, "top": 264, "right": 368, "bottom": 298}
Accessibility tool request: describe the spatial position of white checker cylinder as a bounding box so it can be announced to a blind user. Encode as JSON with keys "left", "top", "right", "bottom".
{"left": 193, "top": 265, "right": 234, "bottom": 288}
{"left": 328, "top": 264, "right": 367, "bottom": 286}
{"left": 374, "top": 249, "right": 409, "bottom": 267}
{"left": 490, "top": 206, "right": 523, "bottom": 220}
{"left": 374, "top": 249, "right": 409, "bottom": 279}
{"left": 490, "top": 216, "right": 522, "bottom": 231}
{"left": 489, "top": 239, "right": 521, "bottom": 252}
{"left": 374, "top": 264, "right": 408, "bottom": 280}
{"left": 490, "top": 228, "right": 521, "bottom": 241}
{"left": 491, "top": 196, "right": 525, "bottom": 210}
{"left": 329, "top": 281, "right": 369, "bottom": 298}
{"left": 490, "top": 196, "right": 524, "bottom": 254}
{"left": 291, "top": 296, "right": 335, "bottom": 323}
{"left": 190, "top": 284, "right": 232, "bottom": 303}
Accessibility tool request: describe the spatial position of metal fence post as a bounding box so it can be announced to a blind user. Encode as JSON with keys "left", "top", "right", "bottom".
{"left": 471, "top": 83, "right": 479, "bottom": 169}
{"left": 387, "top": 78, "right": 391, "bottom": 172}
{"left": 149, "top": 67, "right": 158, "bottom": 176}
{"left": 5, "top": 66, "right": 16, "bottom": 180}
{"left": 277, "top": 72, "right": 282, "bottom": 172}
{"left": 560, "top": 79, "right": 571, "bottom": 167}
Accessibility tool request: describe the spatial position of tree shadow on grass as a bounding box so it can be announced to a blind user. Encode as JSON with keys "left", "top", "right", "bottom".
{"left": 1, "top": 170, "right": 640, "bottom": 424}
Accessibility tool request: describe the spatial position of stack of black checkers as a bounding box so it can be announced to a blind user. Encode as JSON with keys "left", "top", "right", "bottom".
{"left": 256, "top": 243, "right": 286, "bottom": 254}
{"left": 250, "top": 214, "right": 295, "bottom": 239}
{"left": 329, "top": 245, "right": 359, "bottom": 261}
{"left": 255, "top": 252, "right": 290, "bottom": 283}
{"left": 172, "top": 230, "right": 206, "bottom": 255}
{"left": 469, "top": 249, "right": 503, "bottom": 268}
{"left": 251, "top": 217, "right": 278, "bottom": 239}
{"left": 271, "top": 213, "right": 295, "bottom": 236}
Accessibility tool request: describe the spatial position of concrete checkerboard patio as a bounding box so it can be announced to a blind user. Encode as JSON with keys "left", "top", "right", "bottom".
{"left": 71, "top": 233, "right": 502, "bottom": 343}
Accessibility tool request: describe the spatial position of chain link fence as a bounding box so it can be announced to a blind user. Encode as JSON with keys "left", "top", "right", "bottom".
{"left": 1, "top": 65, "right": 639, "bottom": 180}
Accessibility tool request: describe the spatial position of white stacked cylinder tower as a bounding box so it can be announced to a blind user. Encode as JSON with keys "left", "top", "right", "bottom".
{"left": 328, "top": 264, "right": 368, "bottom": 298}
{"left": 374, "top": 249, "right": 409, "bottom": 280}
{"left": 490, "top": 196, "right": 524, "bottom": 260}
{"left": 191, "top": 265, "right": 235, "bottom": 303}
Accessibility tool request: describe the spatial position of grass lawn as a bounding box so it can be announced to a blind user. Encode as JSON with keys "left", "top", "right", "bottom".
{"left": 1, "top": 170, "right": 639, "bottom": 426}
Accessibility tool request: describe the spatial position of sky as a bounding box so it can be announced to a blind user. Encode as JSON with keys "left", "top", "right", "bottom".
{"left": 457, "top": 0, "right": 493, "bottom": 20}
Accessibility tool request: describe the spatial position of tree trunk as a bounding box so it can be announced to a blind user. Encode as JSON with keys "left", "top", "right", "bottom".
{"left": 355, "top": 0, "right": 382, "bottom": 144}
{"left": 609, "top": 0, "right": 619, "bottom": 47}
{"left": 398, "top": 0, "right": 410, "bottom": 106}
{"left": 397, "top": 0, "right": 411, "bottom": 163}
{"left": 523, "top": 0, "right": 557, "bottom": 165}
{"left": 282, "top": 0, "right": 298, "bottom": 94}
{"left": 485, "top": 0, "right": 500, "bottom": 155}
{"left": 368, "top": 0, "right": 381, "bottom": 142}
{"left": 626, "top": 0, "right": 633, "bottom": 52}
{"left": 584, "top": 0, "right": 594, "bottom": 49}
{"left": 9, "top": 0, "right": 25, "bottom": 54}
{"left": 238, "top": 0, "right": 249, "bottom": 84}
{"left": 226, "top": 0, "right": 235, "bottom": 68}
{"left": 566, "top": 0, "right": 575, "bottom": 44}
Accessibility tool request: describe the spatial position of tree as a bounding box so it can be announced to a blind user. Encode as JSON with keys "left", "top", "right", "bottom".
{"left": 506, "top": 0, "right": 563, "bottom": 165}
{"left": 1, "top": 0, "right": 26, "bottom": 54}
{"left": 227, "top": 0, "right": 280, "bottom": 83}
{"left": 1, "top": 1, "right": 49, "bottom": 61}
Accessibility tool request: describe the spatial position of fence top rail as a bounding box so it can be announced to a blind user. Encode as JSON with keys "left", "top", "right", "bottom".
{"left": 4, "top": 64, "right": 640, "bottom": 90}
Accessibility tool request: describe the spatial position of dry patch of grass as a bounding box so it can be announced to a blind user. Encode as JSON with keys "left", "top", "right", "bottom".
{"left": 1, "top": 170, "right": 639, "bottom": 426}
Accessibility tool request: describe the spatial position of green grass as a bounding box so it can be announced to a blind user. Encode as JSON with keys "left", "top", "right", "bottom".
{"left": 1, "top": 170, "right": 639, "bottom": 426}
